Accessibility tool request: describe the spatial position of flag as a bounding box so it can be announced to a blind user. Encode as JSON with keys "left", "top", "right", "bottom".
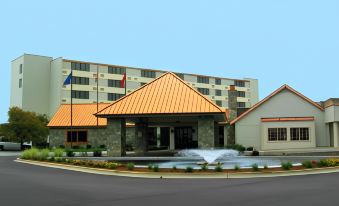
{"left": 63, "top": 72, "right": 72, "bottom": 85}
{"left": 120, "top": 73, "right": 126, "bottom": 88}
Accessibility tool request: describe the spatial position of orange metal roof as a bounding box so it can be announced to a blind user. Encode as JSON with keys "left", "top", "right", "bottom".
{"left": 96, "top": 72, "right": 225, "bottom": 117}
{"left": 261, "top": 117, "right": 315, "bottom": 122}
{"left": 48, "top": 103, "right": 110, "bottom": 128}
{"left": 231, "top": 84, "right": 324, "bottom": 125}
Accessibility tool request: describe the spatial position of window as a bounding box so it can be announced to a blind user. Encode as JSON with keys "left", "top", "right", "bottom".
{"left": 175, "top": 73, "right": 184, "bottom": 80}
{"left": 141, "top": 70, "right": 156, "bottom": 78}
{"left": 19, "top": 78, "right": 22, "bottom": 88}
{"left": 72, "top": 91, "right": 89, "bottom": 99}
{"left": 215, "top": 89, "right": 222, "bottom": 96}
{"left": 237, "top": 91, "right": 245, "bottom": 97}
{"left": 237, "top": 102, "right": 246, "bottom": 108}
{"left": 108, "top": 66, "right": 125, "bottom": 74}
{"left": 71, "top": 62, "right": 90, "bottom": 72}
{"left": 291, "top": 128, "right": 309, "bottom": 141}
{"left": 268, "top": 128, "right": 287, "bottom": 141}
{"left": 72, "top": 76, "right": 89, "bottom": 85}
{"left": 215, "top": 78, "right": 221, "bottom": 85}
{"left": 140, "top": 82, "right": 147, "bottom": 86}
{"left": 216, "top": 100, "right": 222, "bottom": 107}
{"left": 197, "top": 88, "right": 209, "bottom": 95}
{"left": 66, "top": 131, "right": 87, "bottom": 143}
{"left": 235, "top": 80, "right": 245, "bottom": 87}
{"left": 197, "top": 76, "right": 209, "bottom": 84}
{"left": 108, "top": 93, "right": 124, "bottom": 101}
{"left": 108, "top": 80, "right": 121, "bottom": 88}
{"left": 19, "top": 64, "right": 23, "bottom": 74}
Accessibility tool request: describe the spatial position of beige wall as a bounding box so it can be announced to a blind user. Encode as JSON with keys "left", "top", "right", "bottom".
{"left": 325, "top": 106, "right": 339, "bottom": 123}
{"left": 235, "top": 89, "right": 328, "bottom": 150}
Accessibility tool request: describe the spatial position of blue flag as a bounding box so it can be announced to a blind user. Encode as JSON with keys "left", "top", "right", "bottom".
{"left": 63, "top": 72, "right": 72, "bottom": 85}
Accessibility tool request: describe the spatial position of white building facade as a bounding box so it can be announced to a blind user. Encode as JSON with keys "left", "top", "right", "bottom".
{"left": 10, "top": 54, "right": 259, "bottom": 118}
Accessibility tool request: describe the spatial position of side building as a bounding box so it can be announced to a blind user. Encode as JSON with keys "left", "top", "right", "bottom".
{"left": 10, "top": 54, "right": 259, "bottom": 119}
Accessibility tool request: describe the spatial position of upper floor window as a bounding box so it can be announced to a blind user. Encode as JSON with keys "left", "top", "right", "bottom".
{"left": 141, "top": 70, "right": 156, "bottom": 78}
{"left": 237, "top": 102, "right": 246, "bottom": 108}
{"left": 235, "top": 80, "right": 245, "bottom": 87}
{"left": 108, "top": 80, "right": 121, "bottom": 88}
{"left": 108, "top": 66, "right": 125, "bottom": 74}
{"left": 237, "top": 91, "right": 245, "bottom": 97}
{"left": 197, "top": 76, "right": 209, "bottom": 84}
{"left": 108, "top": 93, "right": 124, "bottom": 101}
{"left": 19, "top": 64, "right": 23, "bottom": 74}
{"left": 268, "top": 128, "right": 287, "bottom": 141}
{"left": 216, "top": 100, "right": 222, "bottom": 107}
{"left": 215, "top": 89, "right": 221, "bottom": 96}
{"left": 19, "top": 78, "right": 22, "bottom": 88}
{"left": 175, "top": 73, "right": 184, "bottom": 80}
{"left": 197, "top": 88, "right": 209, "bottom": 95}
{"left": 71, "top": 62, "right": 90, "bottom": 72}
{"left": 72, "top": 90, "right": 89, "bottom": 99}
{"left": 291, "top": 128, "right": 309, "bottom": 141}
{"left": 72, "top": 76, "right": 89, "bottom": 85}
{"left": 215, "top": 78, "right": 221, "bottom": 85}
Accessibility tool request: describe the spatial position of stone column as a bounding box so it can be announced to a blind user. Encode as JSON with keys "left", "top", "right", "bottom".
{"left": 134, "top": 118, "right": 148, "bottom": 155}
{"left": 106, "top": 118, "right": 126, "bottom": 157}
{"left": 334, "top": 122, "right": 339, "bottom": 147}
{"left": 169, "top": 127, "right": 175, "bottom": 150}
{"left": 198, "top": 116, "right": 215, "bottom": 148}
{"left": 223, "top": 125, "right": 228, "bottom": 147}
{"left": 228, "top": 85, "right": 238, "bottom": 121}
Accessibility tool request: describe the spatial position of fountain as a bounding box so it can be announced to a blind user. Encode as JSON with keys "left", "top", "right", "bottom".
{"left": 177, "top": 149, "right": 239, "bottom": 164}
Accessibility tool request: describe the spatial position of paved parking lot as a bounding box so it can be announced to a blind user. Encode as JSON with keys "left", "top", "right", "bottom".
{"left": 1, "top": 155, "right": 339, "bottom": 206}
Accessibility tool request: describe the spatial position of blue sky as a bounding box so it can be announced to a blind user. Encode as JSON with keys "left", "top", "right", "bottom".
{"left": 0, "top": 0, "right": 338, "bottom": 123}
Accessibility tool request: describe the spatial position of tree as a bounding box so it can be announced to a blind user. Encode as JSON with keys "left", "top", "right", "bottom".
{"left": 6, "top": 107, "right": 49, "bottom": 148}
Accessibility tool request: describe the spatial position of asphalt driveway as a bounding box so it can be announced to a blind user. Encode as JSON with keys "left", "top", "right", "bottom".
{"left": 0, "top": 154, "right": 338, "bottom": 206}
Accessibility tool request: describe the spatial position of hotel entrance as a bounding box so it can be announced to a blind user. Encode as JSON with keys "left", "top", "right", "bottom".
{"left": 174, "top": 127, "right": 198, "bottom": 149}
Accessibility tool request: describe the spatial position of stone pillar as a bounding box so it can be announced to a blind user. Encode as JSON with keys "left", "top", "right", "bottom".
{"left": 223, "top": 125, "right": 228, "bottom": 147}
{"left": 106, "top": 118, "right": 126, "bottom": 157}
{"left": 198, "top": 116, "right": 215, "bottom": 148}
{"left": 228, "top": 85, "right": 238, "bottom": 121}
{"left": 169, "top": 127, "right": 175, "bottom": 150}
{"left": 334, "top": 122, "right": 339, "bottom": 147}
{"left": 134, "top": 118, "right": 148, "bottom": 155}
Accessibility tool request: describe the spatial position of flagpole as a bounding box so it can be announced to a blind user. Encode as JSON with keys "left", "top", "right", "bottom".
{"left": 96, "top": 65, "right": 99, "bottom": 146}
{"left": 125, "top": 72, "right": 127, "bottom": 96}
{"left": 70, "top": 66, "right": 73, "bottom": 148}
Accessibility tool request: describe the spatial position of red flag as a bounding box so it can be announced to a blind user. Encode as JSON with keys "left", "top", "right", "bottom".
{"left": 120, "top": 73, "right": 126, "bottom": 88}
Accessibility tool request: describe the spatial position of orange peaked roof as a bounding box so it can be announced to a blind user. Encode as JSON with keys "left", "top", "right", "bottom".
{"left": 230, "top": 84, "right": 324, "bottom": 125}
{"left": 48, "top": 103, "right": 110, "bottom": 128}
{"left": 96, "top": 72, "right": 226, "bottom": 117}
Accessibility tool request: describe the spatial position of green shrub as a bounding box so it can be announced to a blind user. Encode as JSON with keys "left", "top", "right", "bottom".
{"left": 263, "top": 164, "right": 268, "bottom": 169}
{"left": 318, "top": 159, "right": 327, "bottom": 167}
{"left": 215, "top": 164, "right": 223, "bottom": 172}
{"left": 226, "top": 144, "right": 245, "bottom": 152}
{"left": 21, "top": 148, "right": 39, "bottom": 160}
{"left": 281, "top": 162, "right": 293, "bottom": 170}
{"left": 185, "top": 166, "right": 193, "bottom": 173}
{"left": 302, "top": 160, "right": 313, "bottom": 168}
{"left": 251, "top": 163, "right": 259, "bottom": 171}
{"left": 200, "top": 163, "right": 208, "bottom": 171}
{"left": 55, "top": 157, "right": 64, "bottom": 163}
{"left": 127, "top": 163, "right": 135, "bottom": 170}
{"left": 106, "top": 162, "right": 118, "bottom": 169}
{"left": 93, "top": 149, "right": 102, "bottom": 157}
{"left": 49, "top": 156, "right": 55, "bottom": 162}
{"left": 172, "top": 165, "right": 177, "bottom": 170}
{"left": 148, "top": 164, "right": 153, "bottom": 170}
{"left": 66, "top": 150, "right": 75, "bottom": 157}
{"left": 53, "top": 148, "right": 64, "bottom": 157}
{"left": 152, "top": 165, "right": 159, "bottom": 172}
{"left": 317, "top": 159, "right": 338, "bottom": 167}
{"left": 38, "top": 149, "right": 50, "bottom": 160}
{"left": 234, "top": 164, "right": 240, "bottom": 170}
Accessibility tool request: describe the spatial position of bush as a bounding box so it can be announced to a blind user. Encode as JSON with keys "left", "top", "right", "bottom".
{"left": 21, "top": 148, "right": 39, "bottom": 160}
{"left": 106, "top": 162, "right": 118, "bottom": 169}
{"left": 152, "top": 165, "right": 159, "bottom": 172}
{"left": 172, "top": 165, "right": 177, "bottom": 171}
{"left": 226, "top": 144, "right": 245, "bottom": 152}
{"left": 127, "top": 163, "right": 135, "bottom": 170}
{"left": 148, "top": 164, "right": 153, "bottom": 170}
{"left": 246, "top": 147, "right": 254, "bottom": 151}
{"left": 200, "top": 163, "right": 208, "bottom": 171}
{"left": 252, "top": 150, "right": 259, "bottom": 156}
{"left": 318, "top": 159, "right": 338, "bottom": 167}
{"left": 49, "top": 156, "right": 55, "bottom": 162}
{"left": 99, "top": 145, "right": 106, "bottom": 149}
{"left": 234, "top": 164, "right": 240, "bottom": 170}
{"left": 251, "top": 163, "right": 259, "bottom": 171}
{"left": 38, "top": 148, "right": 50, "bottom": 160}
{"left": 66, "top": 150, "right": 75, "bottom": 157}
{"left": 55, "top": 157, "right": 64, "bottom": 163}
{"left": 93, "top": 149, "right": 102, "bottom": 157}
{"left": 86, "top": 145, "right": 92, "bottom": 149}
{"left": 302, "top": 160, "right": 313, "bottom": 168}
{"left": 281, "top": 162, "right": 293, "bottom": 170}
{"left": 185, "top": 166, "right": 193, "bottom": 173}
{"left": 263, "top": 164, "right": 268, "bottom": 169}
{"left": 53, "top": 148, "right": 64, "bottom": 157}
{"left": 215, "top": 164, "right": 223, "bottom": 172}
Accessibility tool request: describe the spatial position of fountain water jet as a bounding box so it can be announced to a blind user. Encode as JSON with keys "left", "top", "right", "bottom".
{"left": 177, "top": 149, "right": 239, "bottom": 164}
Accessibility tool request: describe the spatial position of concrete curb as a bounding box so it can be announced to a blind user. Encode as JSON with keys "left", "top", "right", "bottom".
{"left": 15, "top": 159, "right": 339, "bottom": 179}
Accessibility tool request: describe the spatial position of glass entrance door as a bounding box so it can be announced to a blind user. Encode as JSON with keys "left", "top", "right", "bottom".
{"left": 174, "top": 127, "right": 197, "bottom": 149}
